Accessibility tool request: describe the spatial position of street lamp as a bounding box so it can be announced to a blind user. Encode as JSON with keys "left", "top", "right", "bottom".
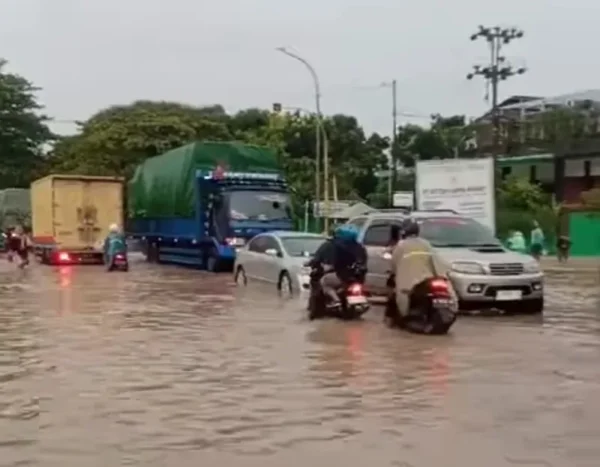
{"left": 275, "top": 47, "right": 330, "bottom": 232}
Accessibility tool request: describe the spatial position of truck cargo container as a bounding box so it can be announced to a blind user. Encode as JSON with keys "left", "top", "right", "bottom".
{"left": 31, "top": 174, "right": 124, "bottom": 265}
{"left": 127, "top": 141, "right": 294, "bottom": 271}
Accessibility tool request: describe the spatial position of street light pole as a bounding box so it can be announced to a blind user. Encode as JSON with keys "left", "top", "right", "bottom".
{"left": 380, "top": 80, "right": 398, "bottom": 207}
{"left": 276, "top": 47, "right": 329, "bottom": 232}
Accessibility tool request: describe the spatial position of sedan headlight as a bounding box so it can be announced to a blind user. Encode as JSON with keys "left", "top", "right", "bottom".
{"left": 523, "top": 261, "right": 540, "bottom": 273}
{"left": 451, "top": 261, "right": 485, "bottom": 275}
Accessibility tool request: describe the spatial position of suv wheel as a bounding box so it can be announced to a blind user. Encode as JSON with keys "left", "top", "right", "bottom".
{"left": 522, "top": 298, "right": 544, "bottom": 314}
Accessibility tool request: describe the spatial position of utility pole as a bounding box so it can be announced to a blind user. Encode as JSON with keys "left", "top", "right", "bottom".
{"left": 467, "top": 26, "right": 526, "bottom": 155}
{"left": 381, "top": 80, "right": 398, "bottom": 206}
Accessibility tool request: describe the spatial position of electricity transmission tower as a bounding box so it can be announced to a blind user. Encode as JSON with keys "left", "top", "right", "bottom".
{"left": 467, "top": 26, "right": 526, "bottom": 152}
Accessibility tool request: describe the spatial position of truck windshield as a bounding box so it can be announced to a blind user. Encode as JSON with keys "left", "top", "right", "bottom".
{"left": 227, "top": 191, "right": 292, "bottom": 221}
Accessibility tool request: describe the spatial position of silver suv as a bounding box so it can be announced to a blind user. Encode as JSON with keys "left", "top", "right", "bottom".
{"left": 347, "top": 210, "right": 544, "bottom": 313}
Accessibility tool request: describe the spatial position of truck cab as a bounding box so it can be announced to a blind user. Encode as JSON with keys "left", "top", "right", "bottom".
{"left": 196, "top": 169, "right": 294, "bottom": 271}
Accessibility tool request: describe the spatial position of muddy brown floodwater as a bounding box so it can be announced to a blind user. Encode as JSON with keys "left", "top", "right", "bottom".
{"left": 0, "top": 257, "right": 599, "bottom": 467}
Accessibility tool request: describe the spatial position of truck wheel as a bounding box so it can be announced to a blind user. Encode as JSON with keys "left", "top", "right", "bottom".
{"left": 147, "top": 242, "right": 158, "bottom": 263}
{"left": 206, "top": 254, "right": 219, "bottom": 272}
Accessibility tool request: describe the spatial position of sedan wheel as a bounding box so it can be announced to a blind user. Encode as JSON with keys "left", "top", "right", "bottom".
{"left": 278, "top": 272, "right": 293, "bottom": 298}
{"left": 235, "top": 266, "right": 247, "bottom": 286}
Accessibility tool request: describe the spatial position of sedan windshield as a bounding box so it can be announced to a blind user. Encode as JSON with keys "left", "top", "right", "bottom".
{"left": 419, "top": 217, "right": 500, "bottom": 247}
{"left": 281, "top": 236, "right": 326, "bottom": 257}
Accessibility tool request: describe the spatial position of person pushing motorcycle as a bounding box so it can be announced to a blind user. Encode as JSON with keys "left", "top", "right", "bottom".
{"left": 390, "top": 218, "right": 456, "bottom": 318}
{"left": 308, "top": 224, "right": 367, "bottom": 308}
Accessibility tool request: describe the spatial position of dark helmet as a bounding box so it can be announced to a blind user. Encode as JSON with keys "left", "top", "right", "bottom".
{"left": 401, "top": 217, "right": 420, "bottom": 238}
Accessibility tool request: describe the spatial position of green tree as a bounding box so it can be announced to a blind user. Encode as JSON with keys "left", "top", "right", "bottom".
{"left": 393, "top": 114, "right": 472, "bottom": 168}
{"left": 496, "top": 175, "right": 557, "bottom": 241}
{"left": 237, "top": 110, "right": 389, "bottom": 203}
{"left": 50, "top": 100, "right": 232, "bottom": 178}
{"left": 0, "top": 59, "right": 54, "bottom": 187}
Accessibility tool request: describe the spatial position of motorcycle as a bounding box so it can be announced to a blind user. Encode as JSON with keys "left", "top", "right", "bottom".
{"left": 307, "top": 264, "right": 370, "bottom": 320}
{"left": 106, "top": 252, "right": 129, "bottom": 272}
{"left": 385, "top": 272, "right": 457, "bottom": 335}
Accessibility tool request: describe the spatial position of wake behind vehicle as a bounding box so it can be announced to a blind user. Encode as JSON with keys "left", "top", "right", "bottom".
{"left": 307, "top": 264, "right": 370, "bottom": 321}
{"left": 127, "top": 142, "right": 294, "bottom": 272}
{"left": 385, "top": 272, "right": 457, "bottom": 334}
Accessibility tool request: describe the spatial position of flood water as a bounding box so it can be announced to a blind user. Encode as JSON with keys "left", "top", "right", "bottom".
{"left": 0, "top": 257, "right": 599, "bottom": 466}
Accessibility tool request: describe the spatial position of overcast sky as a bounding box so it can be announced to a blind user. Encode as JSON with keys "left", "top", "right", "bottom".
{"left": 1, "top": 0, "right": 597, "bottom": 137}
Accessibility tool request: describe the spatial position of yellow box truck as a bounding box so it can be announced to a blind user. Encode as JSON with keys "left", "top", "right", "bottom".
{"left": 31, "top": 174, "right": 124, "bottom": 265}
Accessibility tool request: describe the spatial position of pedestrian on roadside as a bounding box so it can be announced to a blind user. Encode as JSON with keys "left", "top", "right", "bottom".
{"left": 530, "top": 220, "right": 545, "bottom": 261}
{"left": 556, "top": 235, "right": 571, "bottom": 263}
{"left": 6, "top": 226, "right": 18, "bottom": 263}
{"left": 507, "top": 230, "right": 527, "bottom": 254}
{"left": 11, "top": 225, "right": 31, "bottom": 269}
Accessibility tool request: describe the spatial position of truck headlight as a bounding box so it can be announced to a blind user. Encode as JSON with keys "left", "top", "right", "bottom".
{"left": 451, "top": 261, "right": 485, "bottom": 275}
{"left": 523, "top": 261, "right": 540, "bottom": 273}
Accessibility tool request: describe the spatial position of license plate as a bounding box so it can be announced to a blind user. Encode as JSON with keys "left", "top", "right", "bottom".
{"left": 347, "top": 295, "right": 367, "bottom": 305}
{"left": 432, "top": 298, "right": 453, "bottom": 307}
{"left": 496, "top": 290, "right": 522, "bottom": 301}
{"left": 114, "top": 259, "right": 126, "bottom": 265}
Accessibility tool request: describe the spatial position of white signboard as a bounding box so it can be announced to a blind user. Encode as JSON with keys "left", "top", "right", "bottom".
{"left": 393, "top": 191, "right": 414, "bottom": 208}
{"left": 415, "top": 158, "right": 495, "bottom": 232}
{"left": 313, "top": 201, "right": 351, "bottom": 217}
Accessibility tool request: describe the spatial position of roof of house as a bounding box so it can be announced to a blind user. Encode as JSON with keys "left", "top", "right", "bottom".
{"left": 500, "top": 89, "right": 600, "bottom": 110}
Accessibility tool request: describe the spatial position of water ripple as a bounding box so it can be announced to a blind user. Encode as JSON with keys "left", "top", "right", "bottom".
{"left": 0, "top": 260, "right": 597, "bottom": 466}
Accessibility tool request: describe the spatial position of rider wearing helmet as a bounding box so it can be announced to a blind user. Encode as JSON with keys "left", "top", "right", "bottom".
{"left": 103, "top": 223, "right": 127, "bottom": 266}
{"left": 390, "top": 217, "right": 451, "bottom": 317}
{"left": 317, "top": 224, "right": 367, "bottom": 307}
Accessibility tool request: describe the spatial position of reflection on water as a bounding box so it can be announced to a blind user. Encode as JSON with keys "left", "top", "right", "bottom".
{"left": 0, "top": 259, "right": 598, "bottom": 466}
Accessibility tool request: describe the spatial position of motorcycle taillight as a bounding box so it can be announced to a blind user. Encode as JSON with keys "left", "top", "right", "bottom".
{"left": 347, "top": 283, "right": 363, "bottom": 295}
{"left": 429, "top": 278, "right": 449, "bottom": 294}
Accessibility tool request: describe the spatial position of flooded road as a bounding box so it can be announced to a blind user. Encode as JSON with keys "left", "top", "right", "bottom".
{"left": 0, "top": 258, "right": 599, "bottom": 467}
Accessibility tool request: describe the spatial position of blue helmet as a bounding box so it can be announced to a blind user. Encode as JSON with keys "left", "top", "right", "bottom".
{"left": 334, "top": 224, "right": 359, "bottom": 242}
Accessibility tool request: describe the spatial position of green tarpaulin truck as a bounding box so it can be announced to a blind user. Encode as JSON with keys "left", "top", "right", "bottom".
{"left": 127, "top": 141, "right": 294, "bottom": 271}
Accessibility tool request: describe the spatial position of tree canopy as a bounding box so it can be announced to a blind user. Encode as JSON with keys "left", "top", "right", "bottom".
{"left": 0, "top": 60, "right": 54, "bottom": 188}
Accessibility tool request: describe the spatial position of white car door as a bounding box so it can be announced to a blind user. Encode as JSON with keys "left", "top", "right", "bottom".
{"left": 244, "top": 235, "right": 268, "bottom": 280}
{"left": 261, "top": 235, "right": 284, "bottom": 284}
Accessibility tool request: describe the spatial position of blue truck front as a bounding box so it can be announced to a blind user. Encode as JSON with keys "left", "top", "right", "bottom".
{"left": 196, "top": 170, "right": 294, "bottom": 271}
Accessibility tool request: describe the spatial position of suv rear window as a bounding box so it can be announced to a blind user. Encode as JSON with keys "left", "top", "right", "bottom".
{"left": 418, "top": 217, "right": 500, "bottom": 247}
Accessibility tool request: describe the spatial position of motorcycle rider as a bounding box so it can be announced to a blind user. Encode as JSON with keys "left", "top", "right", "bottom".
{"left": 103, "top": 223, "right": 127, "bottom": 268}
{"left": 390, "top": 217, "right": 455, "bottom": 318}
{"left": 315, "top": 224, "right": 367, "bottom": 307}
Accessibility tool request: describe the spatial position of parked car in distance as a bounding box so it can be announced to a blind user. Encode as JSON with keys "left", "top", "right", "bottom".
{"left": 347, "top": 210, "right": 544, "bottom": 313}
{"left": 234, "top": 231, "right": 327, "bottom": 296}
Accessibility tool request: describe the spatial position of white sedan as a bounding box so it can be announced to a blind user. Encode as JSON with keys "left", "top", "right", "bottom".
{"left": 234, "top": 231, "right": 327, "bottom": 296}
